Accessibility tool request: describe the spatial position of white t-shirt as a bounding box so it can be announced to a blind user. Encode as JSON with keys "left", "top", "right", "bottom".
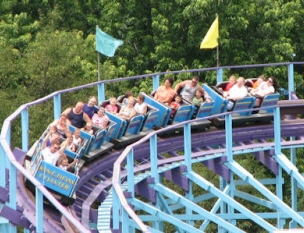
{"left": 256, "top": 82, "right": 275, "bottom": 97}
{"left": 134, "top": 102, "right": 147, "bottom": 115}
{"left": 228, "top": 85, "right": 248, "bottom": 100}
{"left": 73, "top": 136, "right": 82, "bottom": 146}
{"left": 41, "top": 147, "right": 60, "bottom": 166}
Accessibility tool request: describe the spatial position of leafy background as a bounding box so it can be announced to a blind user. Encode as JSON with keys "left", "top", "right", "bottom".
{"left": 1, "top": 1, "right": 304, "bottom": 232}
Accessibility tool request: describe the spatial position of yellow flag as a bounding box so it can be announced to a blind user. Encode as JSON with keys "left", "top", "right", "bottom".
{"left": 200, "top": 16, "right": 219, "bottom": 49}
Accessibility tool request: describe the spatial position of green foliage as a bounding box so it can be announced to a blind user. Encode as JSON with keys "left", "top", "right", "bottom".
{"left": 1, "top": 2, "right": 304, "bottom": 231}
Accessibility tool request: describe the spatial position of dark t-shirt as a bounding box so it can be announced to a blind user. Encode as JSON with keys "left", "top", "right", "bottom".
{"left": 83, "top": 103, "right": 99, "bottom": 119}
{"left": 67, "top": 108, "right": 84, "bottom": 128}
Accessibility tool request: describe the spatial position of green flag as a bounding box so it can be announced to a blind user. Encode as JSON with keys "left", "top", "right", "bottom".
{"left": 95, "top": 26, "right": 123, "bottom": 57}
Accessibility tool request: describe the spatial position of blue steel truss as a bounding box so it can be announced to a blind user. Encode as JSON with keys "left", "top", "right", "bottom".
{"left": 1, "top": 62, "right": 304, "bottom": 233}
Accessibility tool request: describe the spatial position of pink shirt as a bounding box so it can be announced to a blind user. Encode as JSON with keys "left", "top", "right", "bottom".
{"left": 105, "top": 104, "right": 118, "bottom": 113}
{"left": 92, "top": 113, "right": 109, "bottom": 128}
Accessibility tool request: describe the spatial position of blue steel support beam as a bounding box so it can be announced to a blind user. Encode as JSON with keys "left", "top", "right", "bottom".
{"left": 97, "top": 82, "right": 105, "bottom": 104}
{"left": 0, "top": 145, "right": 5, "bottom": 187}
{"left": 150, "top": 135, "right": 159, "bottom": 183}
{"left": 200, "top": 185, "right": 231, "bottom": 231}
{"left": 157, "top": 194, "right": 184, "bottom": 233}
{"left": 152, "top": 75, "right": 160, "bottom": 91}
{"left": 217, "top": 68, "right": 223, "bottom": 84}
{"left": 36, "top": 187, "right": 44, "bottom": 233}
{"left": 53, "top": 94, "right": 61, "bottom": 120}
{"left": 8, "top": 164, "right": 16, "bottom": 211}
{"left": 184, "top": 123, "right": 194, "bottom": 226}
{"left": 185, "top": 171, "right": 277, "bottom": 232}
{"left": 150, "top": 183, "right": 246, "bottom": 233}
{"left": 184, "top": 123, "right": 192, "bottom": 171}
{"left": 224, "top": 160, "right": 304, "bottom": 227}
{"left": 127, "top": 148, "right": 135, "bottom": 196}
{"left": 21, "top": 109, "right": 29, "bottom": 151}
{"left": 130, "top": 198, "right": 235, "bottom": 233}
{"left": 273, "top": 153, "right": 304, "bottom": 193}
{"left": 289, "top": 141, "right": 298, "bottom": 228}
{"left": 272, "top": 106, "right": 285, "bottom": 228}
{"left": 288, "top": 63, "right": 294, "bottom": 100}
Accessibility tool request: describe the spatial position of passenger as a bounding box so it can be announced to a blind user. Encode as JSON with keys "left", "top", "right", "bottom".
{"left": 83, "top": 122, "right": 94, "bottom": 135}
{"left": 62, "top": 102, "right": 91, "bottom": 128}
{"left": 60, "top": 133, "right": 76, "bottom": 153}
{"left": 192, "top": 87, "right": 212, "bottom": 106}
{"left": 174, "top": 76, "right": 200, "bottom": 102}
{"left": 49, "top": 114, "right": 70, "bottom": 138}
{"left": 83, "top": 96, "right": 99, "bottom": 119}
{"left": 251, "top": 76, "right": 279, "bottom": 106}
{"left": 118, "top": 97, "right": 137, "bottom": 120}
{"left": 105, "top": 97, "right": 119, "bottom": 114}
{"left": 223, "top": 77, "right": 248, "bottom": 110}
{"left": 221, "top": 75, "right": 236, "bottom": 94}
{"left": 170, "top": 95, "right": 182, "bottom": 117}
{"left": 154, "top": 77, "right": 176, "bottom": 105}
{"left": 57, "top": 154, "right": 78, "bottom": 172}
{"left": 251, "top": 76, "right": 278, "bottom": 97}
{"left": 73, "top": 128, "right": 82, "bottom": 146}
{"left": 248, "top": 75, "right": 265, "bottom": 93}
{"left": 134, "top": 94, "right": 147, "bottom": 115}
{"left": 42, "top": 126, "right": 61, "bottom": 148}
{"left": 92, "top": 107, "right": 109, "bottom": 129}
{"left": 121, "top": 91, "right": 134, "bottom": 106}
{"left": 41, "top": 141, "right": 61, "bottom": 166}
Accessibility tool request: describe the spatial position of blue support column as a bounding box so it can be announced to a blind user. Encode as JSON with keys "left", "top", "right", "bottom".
{"left": 150, "top": 134, "right": 161, "bottom": 231}
{"left": 225, "top": 113, "right": 234, "bottom": 233}
{"left": 0, "top": 144, "right": 5, "bottom": 187}
{"left": 216, "top": 68, "right": 223, "bottom": 84}
{"left": 219, "top": 176, "right": 227, "bottom": 233}
{"left": 8, "top": 163, "right": 16, "bottom": 210}
{"left": 112, "top": 186, "right": 120, "bottom": 230}
{"left": 289, "top": 143, "right": 298, "bottom": 228}
{"left": 273, "top": 107, "right": 281, "bottom": 155}
{"left": 152, "top": 75, "right": 160, "bottom": 91}
{"left": 127, "top": 149, "right": 134, "bottom": 196}
{"left": 225, "top": 114, "right": 233, "bottom": 162}
{"left": 2, "top": 121, "right": 17, "bottom": 233}
{"left": 53, "top": 94, "right": 61, "bottom": 120}
{"left": 184, "top": 123, "right": 194, "bottom": 226}
{"left": 184, "top": 123, "right": 192, "bottom": 171}
{"left": 97, "top": 83, "right": 105, "bottom": 104}
{"left": 122, "top": 208, "right": 133, "bottom": 233}
{"left": 186, "top": 181, "right": 194, "bottom": 226}
{"left": 21, "top": 108, "right": 29, "bottom": 151}
{"left": 287, "top": 63, "right": 294, "bottom": 100}
{"left": 273, "top": 106, "right": 284, "bottom": 227}
{"left": 36, "top": 187, "right": 44, "bottom": 233}
{"left": 150, "top": 134, "right": 159, "bottom": 183}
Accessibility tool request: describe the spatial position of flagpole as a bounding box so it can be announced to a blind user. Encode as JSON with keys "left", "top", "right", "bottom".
{"left": 216, "top": 13, "right": 219, "bottom": 67}
{"left": 216, "top": 40, "right": 219, "bottom": 67}
{"left": 97, "top": 51, "right": 101, "bottom": 82}
{"left": 97, "top": 25, "right": 101, "bottom": 82}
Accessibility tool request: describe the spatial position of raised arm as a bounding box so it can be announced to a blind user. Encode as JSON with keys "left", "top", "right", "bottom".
{"left": 174, "top": 80, "right": 188, "bottom": 93}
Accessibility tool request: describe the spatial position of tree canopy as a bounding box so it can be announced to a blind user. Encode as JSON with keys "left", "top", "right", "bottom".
{"left": 1, "top": 0, "right": 304, "bottom": 130}
{"left": 2, "top": 2, "right": 304, "bottom": 232}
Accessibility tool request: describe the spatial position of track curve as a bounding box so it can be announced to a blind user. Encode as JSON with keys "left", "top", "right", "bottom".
{"left": 14, "top": 118, "right": 304, "bottom": 232}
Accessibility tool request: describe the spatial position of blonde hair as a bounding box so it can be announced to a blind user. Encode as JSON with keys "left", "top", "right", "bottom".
{"left": 57, "top": 154, "right": 68, "bottom": 166}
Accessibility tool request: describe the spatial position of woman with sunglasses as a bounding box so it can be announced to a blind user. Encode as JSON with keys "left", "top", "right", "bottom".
{"left": 251, "top": 76, "right": 279, "bottom": 97}
{"left": 251, "top": 76, "right": 279, "bottom": 106}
